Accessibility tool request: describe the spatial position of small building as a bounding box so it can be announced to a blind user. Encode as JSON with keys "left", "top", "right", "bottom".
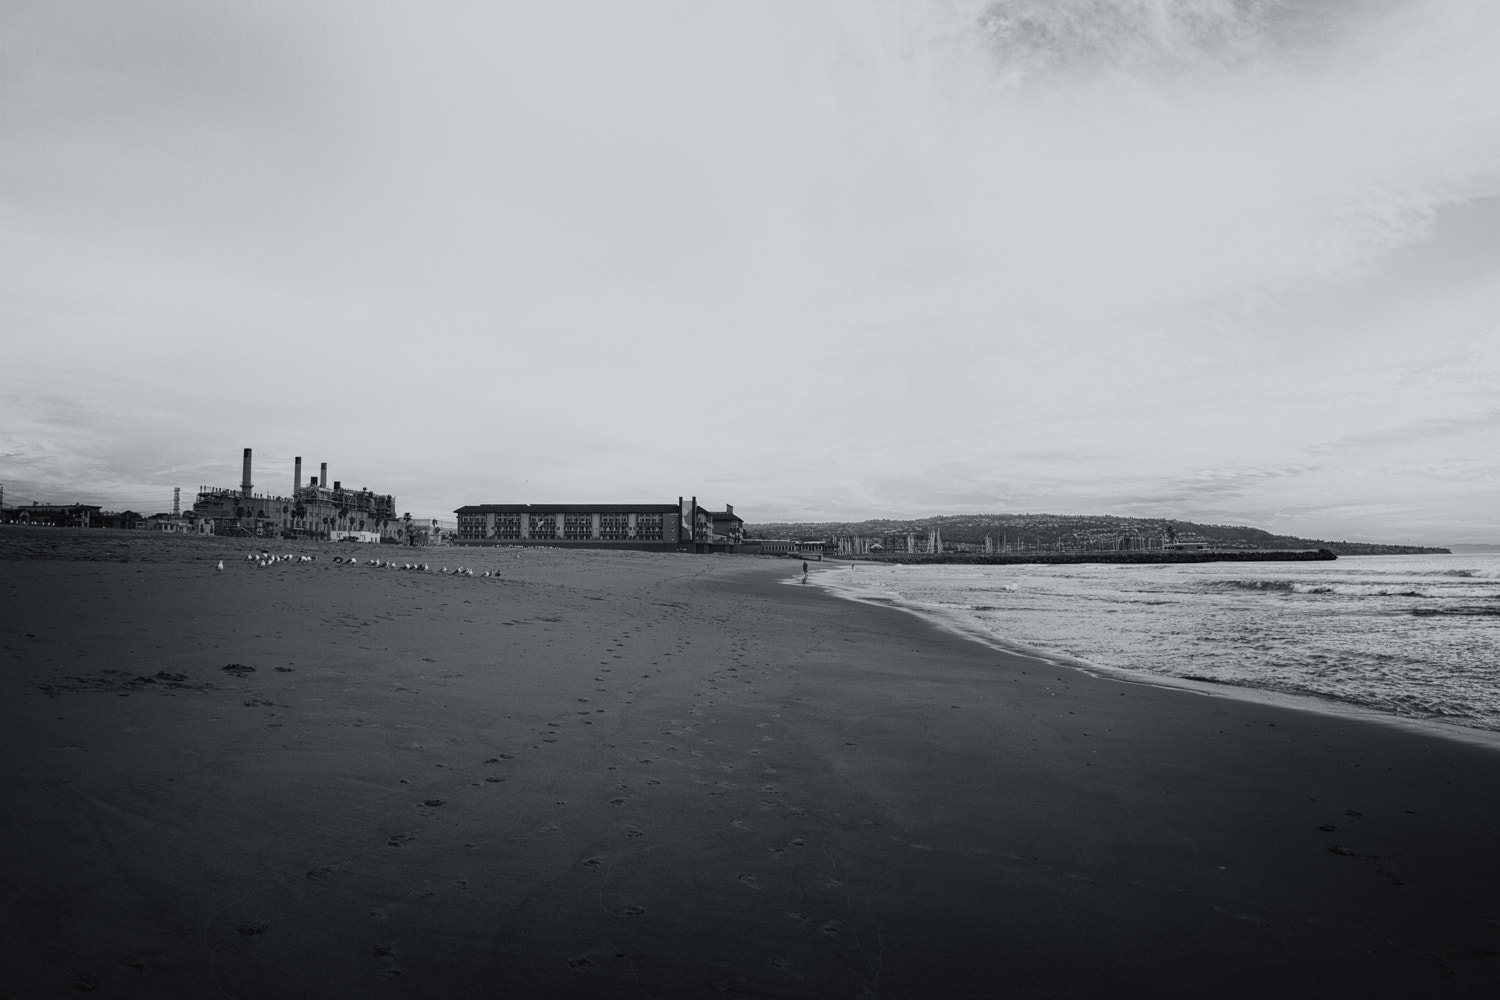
{"left": 739, "top": 539, "right": 824, "bottom": 560}
{"left": 1163, "top": 537, "right": 1214, "bottom": 552}
{"left": 143, "top": 512, "right": 212, "bottom": 534}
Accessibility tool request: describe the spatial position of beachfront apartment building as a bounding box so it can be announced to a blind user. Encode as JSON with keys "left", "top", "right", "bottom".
{"left": 452, "top": 498, "right": 744, "bottom": 553}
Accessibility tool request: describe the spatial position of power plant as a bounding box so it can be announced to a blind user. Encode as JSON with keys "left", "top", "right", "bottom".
{"left": 193, "top": 447, "right": 399, "bottom": 540}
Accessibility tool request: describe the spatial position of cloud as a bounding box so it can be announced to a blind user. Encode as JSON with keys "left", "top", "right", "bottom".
{"left": 1, "top": 0, "right": 1497, "bottom": 542}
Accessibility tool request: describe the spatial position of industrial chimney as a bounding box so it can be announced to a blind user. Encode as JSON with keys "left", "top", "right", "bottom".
{"left": 241, "top": 448, "right": 253, "bottom": 498}
{"left": 320, "top": 462, "right": 328, "bottom": 492}
{"left": 294, "top": 457, "right": 302, "bottom": 497}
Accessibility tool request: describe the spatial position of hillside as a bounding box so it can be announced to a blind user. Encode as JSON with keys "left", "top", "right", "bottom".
{"left": 744, "top": 513, "right": 1448, "bottom": 556}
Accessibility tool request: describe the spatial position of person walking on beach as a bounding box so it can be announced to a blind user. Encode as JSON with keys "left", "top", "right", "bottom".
{"left": 802, "top": 560, "right": 809, "bottom": 582}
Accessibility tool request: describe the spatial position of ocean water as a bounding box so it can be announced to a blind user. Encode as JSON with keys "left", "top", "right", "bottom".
{"left": 813, "top": 554, "right": 1500, "bottom": 738}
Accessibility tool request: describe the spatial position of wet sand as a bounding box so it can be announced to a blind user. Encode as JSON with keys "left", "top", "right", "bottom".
{"left": 3, "top": 528, "right": 1499, "bottom": 998}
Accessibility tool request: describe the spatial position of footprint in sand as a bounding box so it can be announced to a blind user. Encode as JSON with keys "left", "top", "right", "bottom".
{"left": 731, "top": 819, "right": 750, "bottom": 830}
{"left": 787, "top": 911, "right": 809, "bottom": 930}
{"left": 387, "top": 832, "right": 415, "bottom": 848}
{"left": 609, "top": 797, "right": 628, "bottom": 806}
{"left": 619, "top": 905, "right": 646, "bottom": 917}
{"left": 582, "top": 857, "right": 604, "bottom": 870}
{"left": 819, "top": 920, "right": 843, "bottom": 938}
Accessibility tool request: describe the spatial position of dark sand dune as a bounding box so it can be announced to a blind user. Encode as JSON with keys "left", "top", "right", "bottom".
{"left": 3, "top": 528, "right": 1498, "bottom": 998}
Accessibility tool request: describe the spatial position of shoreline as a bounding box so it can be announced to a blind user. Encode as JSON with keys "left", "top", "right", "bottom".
{"left": 5, "top": 537, "right": 1500, "bottom": 997}
{"left": 808, "top": 559, "right": 1500, "bottom": 754}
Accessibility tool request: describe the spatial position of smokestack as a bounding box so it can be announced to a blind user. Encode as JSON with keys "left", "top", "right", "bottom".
{"left": 294, "top": 457, "right": 302, "bottom": 496}
{"left": 172, "top": 487, "right": 180, "bottom": 517}
{"left": 320, "top": 462, "right": 328, "bottom": 492}
{"left": 241, "top": 448, "right": 253, "bottom": 498}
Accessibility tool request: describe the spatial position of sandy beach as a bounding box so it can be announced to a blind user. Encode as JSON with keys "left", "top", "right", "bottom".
{"left": 3, "top": 528, "right": 1499, "bottom": 998}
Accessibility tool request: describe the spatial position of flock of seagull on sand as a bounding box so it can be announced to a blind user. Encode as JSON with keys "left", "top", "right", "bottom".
{"left": 214, "top": 551, "right": 500, "bottom": 577}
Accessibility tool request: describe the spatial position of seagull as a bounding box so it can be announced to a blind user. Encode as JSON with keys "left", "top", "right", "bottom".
{"left": 215, "top": 560, "right": 224, "bottom": 572}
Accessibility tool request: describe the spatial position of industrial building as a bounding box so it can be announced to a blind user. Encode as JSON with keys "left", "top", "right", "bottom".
{"left": 194, "top": 448, "right": 401, "bottom": 541}
{"left": 452, "top": 498, "right": 744, "bottom": 552}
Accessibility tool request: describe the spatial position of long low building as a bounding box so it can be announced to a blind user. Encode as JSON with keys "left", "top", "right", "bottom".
{"left": 453, "top": 498, "right": 743, "bottom": 552}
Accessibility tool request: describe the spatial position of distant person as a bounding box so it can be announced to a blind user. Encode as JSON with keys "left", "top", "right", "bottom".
{"left": 802, "top": 561, "right": 809, "bottom": 579}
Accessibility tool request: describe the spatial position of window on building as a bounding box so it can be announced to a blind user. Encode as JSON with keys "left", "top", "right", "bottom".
{"left": 563, "top": 513, "right": 592, "bottom": 539}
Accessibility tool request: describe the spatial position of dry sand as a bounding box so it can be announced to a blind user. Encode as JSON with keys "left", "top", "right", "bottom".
{"left": 3, "top": 527, "right": 1499, "bottom": 998}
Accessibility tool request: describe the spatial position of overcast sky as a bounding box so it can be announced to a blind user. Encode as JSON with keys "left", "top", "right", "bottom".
{"left": 3, "top": 1, "right": 1497, "bottom": 544}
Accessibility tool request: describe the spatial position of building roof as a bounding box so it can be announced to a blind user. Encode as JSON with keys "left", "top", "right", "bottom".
{"left": 8, "top": 503, "right": 103, "bottom": 513}
{"left": 454, "top": 503, "right": 682, "bottom": 515}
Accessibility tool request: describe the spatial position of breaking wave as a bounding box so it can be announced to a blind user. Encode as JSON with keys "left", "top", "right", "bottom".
{"left": 814, "top": 552, "right": 1500, "bottom": 737}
